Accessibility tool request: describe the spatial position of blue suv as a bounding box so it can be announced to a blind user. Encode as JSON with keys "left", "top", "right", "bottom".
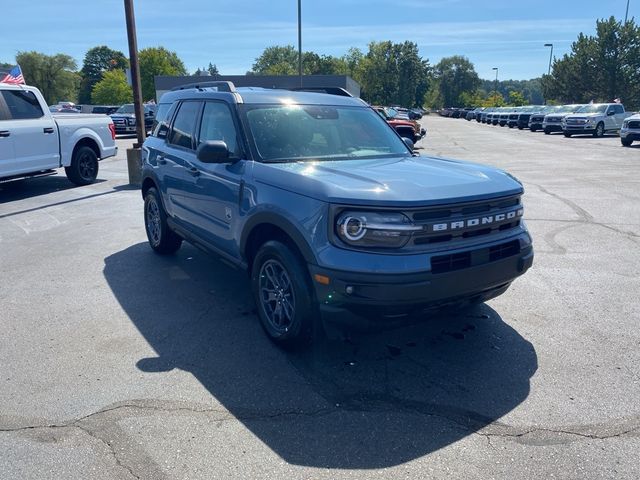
{"left": 141, "top": 82, "right": 533, "bottom": 348}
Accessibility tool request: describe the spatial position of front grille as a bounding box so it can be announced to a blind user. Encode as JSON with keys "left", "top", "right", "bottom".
{"left": 531, "top": 115, "right": 544, "bottom": 122}
{"left": 409, "top": 195, "right": 522, "bottom": 248}
{"left": 546, "top": 116, "right": 561, "bottom": 123}
{"left": 628, "top": 121, "right": 640, "bottom": 129}
{"left": 509, "top": 114, "right": 518, "bottom": 120}
{"left": 566, "top": 118, "right": 587, "bottom": 125}
{"left": 112, "top": 118, "right": 126, "bottom": 126}
{"left": 431, "top": 240, "right": 521, "bottom": 274}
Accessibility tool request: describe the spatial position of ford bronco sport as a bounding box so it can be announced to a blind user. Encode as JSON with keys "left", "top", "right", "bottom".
{"left": 141, "top": 81, "right": 533, "bottom": 348}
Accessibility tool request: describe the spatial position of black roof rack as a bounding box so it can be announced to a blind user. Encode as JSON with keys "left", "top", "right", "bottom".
{"left": 288, "top": 86, "right": 353, "bottom": 97}
{"left": 170, "top": 81, "right": 236, "bottom": 92}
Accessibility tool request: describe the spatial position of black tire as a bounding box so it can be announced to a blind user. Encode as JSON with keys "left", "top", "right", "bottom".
{"left": 593, "top": 122, "right": 605, "bottom": 138}
{"left": 544, "top": 128, "right": 551, "bottom": 135}
{"left": 251, "top": 240, "right": 317, "bottom": 349}
{"left": 530, "top": 127, "right": 538, "bottom": 132}
{"left": 65, "top": 146, "right": 99, "bottom": 186}
{"left": 144, "top": 187, "right": 182, "bottom": 255}
{"left": 564, "top": 132, "right": 572, "bottom": 138}
{"left": 518, "top": 126, "right": 524, "bottom": 130}
{"left": 621, "top": 138, "right": 633, "bottom": 147}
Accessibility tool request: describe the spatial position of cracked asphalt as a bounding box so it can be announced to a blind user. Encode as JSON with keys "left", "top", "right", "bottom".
{"left": 1, "top": 117, "right": 639, "bottom": 479}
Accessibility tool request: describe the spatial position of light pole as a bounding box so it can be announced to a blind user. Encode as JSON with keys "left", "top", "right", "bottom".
{"left": 625, "top": 0, "right": 633, "bottom": 22}
{"left": 297, "top": 0, "right": 302, "bottom": 87}
{"left": 492, "top": 67, "right": 499, "bottom": 106}
{"left": 544, "top": 43, "right": 554, "bottom": 75}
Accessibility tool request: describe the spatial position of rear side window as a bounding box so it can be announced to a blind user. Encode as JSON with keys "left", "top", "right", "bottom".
{"left": 613, "top": 104, "right": 624, "bottom": 114}
{"left": 168, "top": 101, "right": 201, "bottom": 149}
{"left": 152, "top": 102, "right": 172, "bottom": 134}
{"left": 1, "top": 90, "right": 44, "bottom": 120}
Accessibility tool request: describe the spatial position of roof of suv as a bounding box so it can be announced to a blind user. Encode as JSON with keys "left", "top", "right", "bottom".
{"left": 159, "top": 85, "right": 368, "bottom": 108}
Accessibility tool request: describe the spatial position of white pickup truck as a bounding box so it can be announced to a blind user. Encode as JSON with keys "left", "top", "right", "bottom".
{"left": 0, "top": 83, "right": 117, "bottom": 185}
{"left": 562, "top": 103, "right": 632, "bottom": 138}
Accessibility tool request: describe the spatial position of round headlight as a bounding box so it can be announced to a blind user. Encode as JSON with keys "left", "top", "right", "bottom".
{"left": 341, "top": 216, "right": 367, "bottom": 241}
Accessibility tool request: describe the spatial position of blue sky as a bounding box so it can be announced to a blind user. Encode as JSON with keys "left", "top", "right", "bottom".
{"left": 2, "top": 0, "right": 637, "bottom": 80}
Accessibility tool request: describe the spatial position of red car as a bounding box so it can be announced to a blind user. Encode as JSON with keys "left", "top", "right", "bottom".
{"left": 373, "top": 106, "right": 425, "bottom": 143}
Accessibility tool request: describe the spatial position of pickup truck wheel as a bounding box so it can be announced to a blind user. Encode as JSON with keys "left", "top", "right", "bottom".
{"left": 593, "top": 122, "right": 605, "bottom": 138}
{"left": 65, "top": 146, "right": 99, "bottom": 186}
{"left": 144, "top": 188, "right": 182, "bottom": 254}
{"left": 252, "top": 241, "right": 316, "bottom": 349}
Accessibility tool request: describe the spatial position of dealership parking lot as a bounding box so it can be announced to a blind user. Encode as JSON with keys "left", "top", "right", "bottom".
{"left": 1, "top": 117, "right": 639, "bottom": 479}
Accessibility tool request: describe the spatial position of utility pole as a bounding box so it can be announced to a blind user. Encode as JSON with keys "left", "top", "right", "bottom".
{"left": 544, "top": 43, "right": 554, "bottom": 75}
{"left": 124, "top": 0, "right": 145, "bottom": 184}
{"left": 625, "top": 0, "right": 631, "bottom": 22}
{"left": 298, "top": 0, "right": 302, "bottom": 87}
{"left": 492, "top": 67, "right": 499, "bottom": 106}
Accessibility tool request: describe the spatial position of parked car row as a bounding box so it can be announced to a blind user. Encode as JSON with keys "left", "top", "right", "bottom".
{"left": 46, "top": 102, "right": 158, "bottom": 135}
{"left": 373, "top": 106, "right": 426, "bottom": 144}
{"left": 443, "top": 104, "right": 637, "bottom": 146}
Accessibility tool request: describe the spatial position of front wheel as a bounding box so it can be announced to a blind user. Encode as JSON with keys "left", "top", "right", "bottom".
{"left": 544, "top": 128, "right": 551, "bottom": 135}
{"left": 530, "top": 127, "right": 538, "bottom": 132}
{"left": 564, "top": 132, "right": 572, "bottom": 138}
{"left": 251, "top": 241, "right": 317, "bottom": 349}
{"left": 593, "top": 122, "right": 605, "bottom": 138}
{"left": 65, "top": 146, "right": 99, "bottom": 186}
{"left": 621, "top": 138, "right": 633, "bottom": 147}
{"left": 144, "top": 187, "right": 182, "bottom": 254}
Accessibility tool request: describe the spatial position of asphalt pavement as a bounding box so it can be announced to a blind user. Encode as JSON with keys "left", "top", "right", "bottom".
{"left": 1, "top": 120, "right": 639, "bottom": 479}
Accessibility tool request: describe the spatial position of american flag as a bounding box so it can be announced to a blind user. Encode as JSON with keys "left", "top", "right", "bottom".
{"left": 1, "top": 65, "right": 25, "bottom": 85}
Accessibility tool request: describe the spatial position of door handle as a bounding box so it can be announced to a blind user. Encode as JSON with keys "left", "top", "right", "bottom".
{"left": 157, "top": 155, "right": 167, "bottom": 165}
{"left": 0, "top": 130, "right": 9, "bottom": 138}
{"left": 43, "top": 127, "right": 55, "bottom": 134}
{"left": 188, "top": 166, "right": 200, "bottom": 177}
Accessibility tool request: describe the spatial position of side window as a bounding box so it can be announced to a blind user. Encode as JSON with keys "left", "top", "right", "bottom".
{"left": 0, "top": 93, "right": 9, "bottom": 121}
{"left": 168, "top": 101, "right": 200, "bottom": 149}
{"left": 614, "top": 105, "right": 624, "bottom": 114}
{"left": 1, "top": 90, "right": 44, "bottom": 120}
{"left": 198, "top": 102, "right": 238, "bottom": 155}
{"left": 152, "top": 102, "right": 174, "bottom": 136}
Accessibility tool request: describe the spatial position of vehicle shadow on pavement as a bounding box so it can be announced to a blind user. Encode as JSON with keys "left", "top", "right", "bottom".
{"left": 0, "top": 174, "right": 106, "bottom": 204}
{"left": 104, "top": 242, "right": 537, "bottom": 469}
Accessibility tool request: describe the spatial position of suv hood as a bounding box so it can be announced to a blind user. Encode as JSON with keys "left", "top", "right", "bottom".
{"left": 254, "top": 155, "right": 523, "bottom": 207}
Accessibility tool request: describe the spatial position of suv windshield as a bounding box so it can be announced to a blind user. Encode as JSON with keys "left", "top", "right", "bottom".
{"left": 244, "top": 104, "right": 410, "bottom": 162}
{"left": 576, "top": 104, "right": 608, "bottom": 114}
{"left": 116, "top": 104, "right": 134, "bottom": 114}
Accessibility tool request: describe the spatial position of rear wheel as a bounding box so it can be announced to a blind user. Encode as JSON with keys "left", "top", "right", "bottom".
{"left": 65, "top": 146, "right": 99, "bottom": 186}
{"left": 144, "top": 187, "right": 182, "bottom": 254}
{"left": 593, "top": 122, "right": 605, "bottom": 138}
{"left": 251, "top": 241, "right": 317, "bottom": 349}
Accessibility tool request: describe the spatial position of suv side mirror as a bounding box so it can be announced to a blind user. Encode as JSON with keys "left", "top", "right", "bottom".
{"left": 607, "top": 110, "right": 615, "bottom": 116}
{"left": 197, "top": 140, "right": 230, "bottom": 163}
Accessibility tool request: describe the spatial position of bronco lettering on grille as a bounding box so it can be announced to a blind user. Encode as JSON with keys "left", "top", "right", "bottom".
{"left": 430, "top": 208, "right": 523, "bottom": 233}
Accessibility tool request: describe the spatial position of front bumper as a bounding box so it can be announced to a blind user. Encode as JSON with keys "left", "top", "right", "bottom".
{"left": 563, "top": 125, "right": 596, "bottom": 134}
{"left": 543, "top": 123, "right": 563, "bottom": 132}
{"left": 621, "top": 130, "right": 640, "bottom": 140}
{"left": 310, "top": 237, "right": 533, "bottom": 327}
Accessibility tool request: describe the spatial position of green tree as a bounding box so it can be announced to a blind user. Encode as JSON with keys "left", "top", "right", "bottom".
{"left": 428, "top": 55, "right": 480, "bottom": 108}
{"left": 15, "top": 51, "right": 80, "bottom": 104}
{"left": 252, "top": 45, "right": 298, "bottom": 74}
{"left": 78, "top": 46, "right": 128, "bottom": 103}
{"left": 543, "top": 17, "right": 640, "bottom": 109}
{"left": 508, "top": 90, "right": 527, "bottom": 106}
{"left": 138, "top": 47, "right": 187, "bottom": 101}
{"left": 358, "top": 41, "right": 429, "bottom": 106}
{"left": 91, "top": 70, "right": 132, "bottom": 105}
{"left": 207, "top": 62, "right": 219, "bottom": 76}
